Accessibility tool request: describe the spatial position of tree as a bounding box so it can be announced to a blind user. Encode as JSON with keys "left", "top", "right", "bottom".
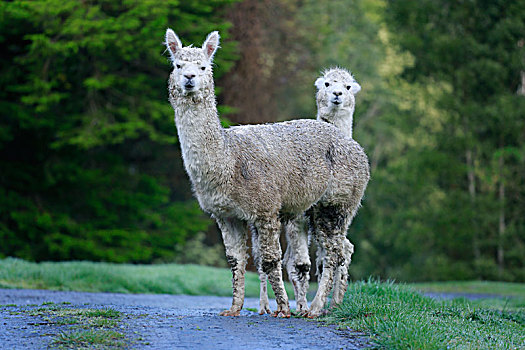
{"left": 385, "top": 0, "right": 525, "bottom": 281}
{"left": 0, "top": 0, "right": 238, "bottom": 262}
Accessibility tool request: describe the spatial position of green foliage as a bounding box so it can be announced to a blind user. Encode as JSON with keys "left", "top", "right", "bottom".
{"left": 328, "top": 280, "right": 525, "bottom": 349}
{"left": 374, "top": 0, "right": 525, "bottom": 281}
{"left": 0, "top": 0, "right": 238, "bottom": 262}
{"left": 1, "top": 0, "right": 524, "bottom": 284}
{"left": 173, "top": 232, "right": 228, "bottom": 267}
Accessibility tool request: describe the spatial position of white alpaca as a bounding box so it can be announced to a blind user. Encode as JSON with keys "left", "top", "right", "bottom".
{"left": 315, "top": 67, "right": 361, "bottom": 137}
{"left": 165, "top": 29, "right": 369, "bottom": 318}
{"left": 257, "top": 68, "right": 363, "bottom": 315}
{"left": 315, "top": 67, "right": 361, "bottom": 308}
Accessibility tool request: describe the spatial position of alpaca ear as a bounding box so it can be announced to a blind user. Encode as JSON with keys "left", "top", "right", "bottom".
{"left": 165, "top": 28, "right": 182, "bottom": 63}
{"left": 350, "top": 81, "right": 361, "bottom": 95}
{"left": 314, "top": 77, "right": 325, "bottom": 90}
{"left": 202, "top": 31, "right": 220, "bottom": 60}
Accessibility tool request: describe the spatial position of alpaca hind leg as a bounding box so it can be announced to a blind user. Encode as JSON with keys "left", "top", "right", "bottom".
{"left": 308, "top": 235, "right": 338, "bottom": 317}
{"left": 255, "top": 217, "right": 290, "bottom": 317}
{"left": 332, "top": 238, "right": 354, "bottom": 307}
{"left": 250, "top": 224, "right": 271, "bottom": 314}
{"left": 283, "top": 216, "right": 310, "bottom": 313}
{"left": 216, "top": 217, "right": 248, "bottom": 316}
{"left": 307, "top": 205, "right": 350, "bottom": 318}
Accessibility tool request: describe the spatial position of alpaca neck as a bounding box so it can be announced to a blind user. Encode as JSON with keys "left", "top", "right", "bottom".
{"left": 170, "top": 83, "right": 231, "bottom": 187}
{"left": 317, "top": 105, "right": 354, "bottom": 138}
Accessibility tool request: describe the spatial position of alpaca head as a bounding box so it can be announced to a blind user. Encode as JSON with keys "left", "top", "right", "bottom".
{"left": 314, "top": 68, "right": 361, "bottom": 112}
{"left": 165, "top": 29, "right": 220, "bottom": 97}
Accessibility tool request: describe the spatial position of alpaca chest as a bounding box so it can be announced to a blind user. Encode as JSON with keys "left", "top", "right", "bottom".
{"left": 193, "top": 183, "right": 248, "bottom": 219}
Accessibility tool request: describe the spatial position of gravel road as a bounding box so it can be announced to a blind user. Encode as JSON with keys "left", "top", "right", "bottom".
{"left": 0, "top": 288, "right": 372, "bottom": 349}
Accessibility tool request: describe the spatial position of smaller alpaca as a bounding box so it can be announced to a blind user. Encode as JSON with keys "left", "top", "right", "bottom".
{"left": 314, "top": 67, "right": 361, "bottom": 138}
{"left": 256, "top": 68, "right": 363, "bottom": 315}
{"left": 313, "top": 67, "right": 361, "bottom": 309}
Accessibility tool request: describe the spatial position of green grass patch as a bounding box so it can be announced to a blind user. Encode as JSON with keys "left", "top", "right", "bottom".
{"left": 412, "top": 280, "right": 525, "bottom": 297}
{"left": 0, "top": 257, "right": 294, "bottom": 298}
{"left": 327, "top": 280, "right": 525, "bottom": 349}
{"left": 412, "top": 280, "right": 525, "bottom": 311}
{"left": 53, "top": 329, "right": 126, "bottom": 349}
{"left": 5, "top": 303, "right": 128, "bottom": 349}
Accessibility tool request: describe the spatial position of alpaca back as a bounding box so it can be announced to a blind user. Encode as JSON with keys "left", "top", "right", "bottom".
{"left": 223, "top": 119, "right": 369, "bottom": 217}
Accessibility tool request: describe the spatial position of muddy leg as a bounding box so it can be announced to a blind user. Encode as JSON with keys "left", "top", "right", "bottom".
{"left": 255, "top": 217, "right": 290, "bottom": 318}
{"left": 216, "top": 217, "right": 248, "bottom": 316}
{"left": 332, "top": 238, "right": 354, "bottom": 307}
{"left": 307, "top": 205, "right": 350, "bottom": 318}
{"left": 250, "top": 224, "right": 271, "bottom": 314}
{"left": 283, "top": 216, "right": 310, "bottom": 313}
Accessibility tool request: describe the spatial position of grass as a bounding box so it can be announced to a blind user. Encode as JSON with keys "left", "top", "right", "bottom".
{"left": 411, "top": 280, "right": 525, "bottom": 311}
{"left": 53, "top": 330, "right": 126, "bottom": 349}
{"left": 326, "top": 280, "right": 525, "bottom": 349}
{"left": 412, "top": 280, "right": 525, "bottom": 297}
{"left": 0, "top": 257, "right": 295, "bottom": 298}
{"left": 2, "top": 301, "right": 127, "bottom": 349}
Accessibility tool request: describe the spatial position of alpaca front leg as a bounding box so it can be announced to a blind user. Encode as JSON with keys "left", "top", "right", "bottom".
{"left": 216, "top": 218, "right": 248, "bottom": 316}
{"left": 256, "top": 217, "right": 290, "bottom": 318}
{"left": 332, "top": 238, "right": 354, "bottom": 306}
{"left": 250, "top": 226, "right": 271, "bottom": 314}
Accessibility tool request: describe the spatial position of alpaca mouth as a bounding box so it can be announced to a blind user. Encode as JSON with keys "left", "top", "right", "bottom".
{"left": 332, "top": 100, "right": 341, "bottom": 105}
{"left": 183, "top": 84, "right": 197, "bottom": 94}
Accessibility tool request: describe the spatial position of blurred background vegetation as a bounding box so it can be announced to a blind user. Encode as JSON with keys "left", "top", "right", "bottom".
{"left": 1, "top": 0, "right": 524, "bottom": 282}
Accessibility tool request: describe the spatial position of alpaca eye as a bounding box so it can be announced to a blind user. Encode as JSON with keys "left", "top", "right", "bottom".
{"left": 346, "top": 85, "right": 351, "bottom": 90}
{"left": 176, "top": 64, "right": 181, "bottom": 69}
{"left": 201, "top": 66, "right": 206, "bottom": 71}
{"left": 325, "top": 82, "right": 330, "bottom": 87}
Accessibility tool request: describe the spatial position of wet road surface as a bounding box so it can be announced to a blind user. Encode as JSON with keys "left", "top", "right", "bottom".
{"left": 0, "top": 288, "right": 372, "bottom": 349}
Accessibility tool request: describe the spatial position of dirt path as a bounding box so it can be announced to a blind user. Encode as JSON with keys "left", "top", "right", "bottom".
{"left": 0, "top": 288, "right": 371, "bottom": 349}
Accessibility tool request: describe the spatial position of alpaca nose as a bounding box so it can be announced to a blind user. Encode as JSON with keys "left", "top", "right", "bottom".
{"left": 333, "top": 91, "right": 342, "bottom": 96}
{"left": 184, "top": 74, "right": 196, "bottom": 80}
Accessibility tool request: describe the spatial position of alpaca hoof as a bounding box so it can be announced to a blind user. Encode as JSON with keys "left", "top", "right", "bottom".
{"left": 304, "top": 310, "right": 321, "bottom": 318}
{"left": 219, "top": 309, "right": 240, "bottom": 316}
{"left": 296, "top": 302, "right": 309, "bottom": 313}
{"left": 272, "top": 310, "right": 291, "bottom": 318}
{"left": 319, "top": 309, "right": 331, "bottom": 316}
{"left": 297, "top": 310, "right": 309, "bottom": 318}
{"left": 305, "top": 309, "right": 330, "bottom": 318}
{"left": 258, "top": 306, "right": 271, "bottom": 315}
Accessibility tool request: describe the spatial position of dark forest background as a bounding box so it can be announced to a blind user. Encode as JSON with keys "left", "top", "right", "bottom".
{"left": 1, "top": 0, "right": 524, "bottom": 282}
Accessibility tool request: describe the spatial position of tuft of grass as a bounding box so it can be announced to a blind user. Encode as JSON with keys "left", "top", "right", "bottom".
{"left": 327, "top": 279, "right": 525, "bottom": 349}
{"left": 0, "top": 257, "right": 295, "bottom": 298}
{"left": 53, "top": 329, "right": 126, "bottom": 349}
